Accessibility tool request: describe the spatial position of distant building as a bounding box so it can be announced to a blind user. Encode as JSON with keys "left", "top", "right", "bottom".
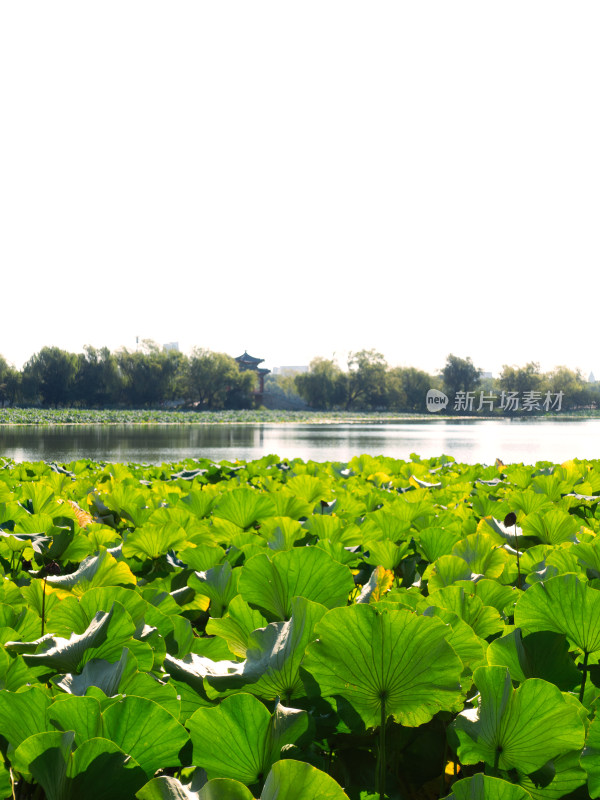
{"left": 163, "top": 342, "right": 179, "bottom": 352}
{"left": 273, "top": 366, "right": 309, "bottom": 376}
{"left": 480, "top": 371, "right": 493, "bottom": 379}
{"left": 235, "top": 351, "right": 271, "bottom": 394}
{"left": 589, "top": 372, "right": 596, "bottom": 383}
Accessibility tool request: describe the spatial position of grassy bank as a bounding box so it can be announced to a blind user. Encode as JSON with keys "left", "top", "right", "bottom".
{"left": 1, "top": 407, "right": 599, "bottom": 425}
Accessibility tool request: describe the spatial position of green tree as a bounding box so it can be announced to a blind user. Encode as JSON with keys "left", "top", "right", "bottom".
{"left": 74, "top": 346, "right": 123, "bottom": 407}
{"left": 442, "top": 354, "right": 481, "bottom": 399}
{"left": 187, "top": 348, "right": 254, "bottom": 409}
{"left": 294, "top": 358, "right": 347, "bottom": 410}
{"left": 387, "top": 367, "right": 434, "bottom": 411}
{"left": 116, "top": 340, "right": 182, "bottom": 406}
{"left": 22, "top": 347, "right": 79, "bottom": 407}
{"left": 498, "top": 362, "right": 543, "bottom": 395}
{"left": 542, "top": 366, "right": 596, "bottom": 410}
{"left": 0, "top": 356, "right": 20, "bottom": 406}
{"left": 346, "top": 349, "right": 388, "bottom": 410}
{"left": 263, "top": 373, "right": 308, "bottom": 409}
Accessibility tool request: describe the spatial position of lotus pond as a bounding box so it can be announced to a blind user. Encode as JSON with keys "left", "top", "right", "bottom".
{"left": 0, "top": 453, "right": 600, "bottom": 800}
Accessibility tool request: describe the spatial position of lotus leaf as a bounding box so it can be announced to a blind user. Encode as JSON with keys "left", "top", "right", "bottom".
{"left": 238, "top": 547, "right": 354, "bottom": 620}
{"left": 303, "top": 604, "right": 463, "bottom": 728}
{"left": 453, "top": 666, "right": 585, "bottom": 773}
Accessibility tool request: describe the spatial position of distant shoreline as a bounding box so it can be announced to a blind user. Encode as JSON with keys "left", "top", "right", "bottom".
{"left": 1, "top": 408, "right": 599, "bottom": 425}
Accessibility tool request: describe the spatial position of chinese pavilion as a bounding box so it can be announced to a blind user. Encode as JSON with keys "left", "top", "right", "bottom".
{"left": 234, "top": 351, "right": 271, "bottom": 394}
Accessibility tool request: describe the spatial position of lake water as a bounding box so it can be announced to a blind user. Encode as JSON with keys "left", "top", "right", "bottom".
{"left": 1, "top": 419, "right": 599, "bottom": 465}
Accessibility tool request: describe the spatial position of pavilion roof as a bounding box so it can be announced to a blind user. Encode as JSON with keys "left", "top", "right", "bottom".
{"left": 235, "top": 351, "right": 264, "bottom": 365}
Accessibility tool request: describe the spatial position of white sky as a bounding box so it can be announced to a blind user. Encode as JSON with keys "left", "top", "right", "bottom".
{"left": 1, "top": 2, "right": 599, "bottom": 378}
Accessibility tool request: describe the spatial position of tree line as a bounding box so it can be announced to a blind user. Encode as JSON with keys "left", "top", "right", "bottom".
{"left": 293, "top": 352, "right": 600, "bottom": 413}
{"left": 0, "top": 343, "right": 255, "bottom": 409}
{"left": 0, "top": 344, "right": 597, "bottom": 412}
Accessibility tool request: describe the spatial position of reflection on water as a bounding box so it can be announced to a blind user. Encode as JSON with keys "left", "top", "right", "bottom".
{"left": 0, "top": 420, "right": 599, "bottom": 465}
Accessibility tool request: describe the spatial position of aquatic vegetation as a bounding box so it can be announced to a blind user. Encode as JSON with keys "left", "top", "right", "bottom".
{"left": 0, "top": 453, "right": 599, "bottom": 798}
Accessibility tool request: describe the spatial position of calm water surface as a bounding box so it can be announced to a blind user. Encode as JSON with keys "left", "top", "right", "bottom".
{"left": 1, "top": 420, "right": 600, "bottom": 465}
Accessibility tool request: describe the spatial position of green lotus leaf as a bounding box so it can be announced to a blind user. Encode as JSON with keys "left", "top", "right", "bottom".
{"left": 47, "top": 694, "right": 102, "bottom": 745}
{"left": 122, "top": 521, "right": 188, "bottom": 560}
{"left": 0, "top": 685, "right": 52, "bottom": 750}
{"left": 451, "top": 533, "right": 508, "bottom": 579}
{"left": 363, "top": 508, "right": 412, "bottom": 542}
{"left": 207, "top": 597, "right": 327, "bottom": 701}
{"left": 261, "top": 759, "right": 349, "bottom": 800}
{"left": 423, "top": 555, "right": 473, "bottom": 592}
{"left": 306, "top": 516, "right": 362, "bottom": 548}
{"left": 487, "top": 629, "right": 581, "bottom": 690}
{"left": 146, "top": 506, "right": 209, "bottom": 534}
{"left": 189, "top": 562, "right": 240, "bottom": 617}
{"left": 0, "top": 646, "right": 38, "bottom": 691}
{"left": 8, "top": 602, "right": 153, "bottom": 673}
{"left": 424, "top": 586, "right": 504, "bottom": 638}
{"left": 573, "top": 536, "right": 600, "bottom": 576}
{"left": 21, "top": 579, "right": 63, "bottom": 628}
{"left": 102, "top": 695, "right": 188, "bottom": 778}
{"left": 526, "top": 547, "right": 581, "bottom": 585}
{"left": 19, "top": 481, "right": 64, "bottom": 515}
{"left": 303, "top": 604, "right": 463, "bottom": 729}
{"left": 54, "top": 648, "right": 180, "bottom": 718}
{"left": 421, "top": 607, "right": 486, "bottom": 672}
{"left": 316, "top": 539, "right": 361, "bottom": 568}
{"left": 0, "top": 756, "right": 10, "bottom": 800}
{"left": 188, "top": 694, "right": 307, "bottom": 784}
{"left": 238, "top": 548, "right": 354, "bottom": 620}
{"left": 70, "top": 737, "right": 148, "bottom": 799}
{"left": 140, "top": 603, "right": 192, "bottom": 659}
{"left": 517, "top": 749, "right": 586, "bottom": 800}
{"left": 363, "top": 539, "right": 410, "bottom": 570}
{"left": 0, "top": 530, "right": 49, "bottom": 556}
{"left": 49, "top": 587, "right": 147, "bottom": 636}
{"left": 454, "top": 579, "right": 519, "bottom": 617}
{"left": 449, "top": 773, "right": 532, "bottom": 800}
{"left": 0, "top": 604, "right": 42, "bottom": 642}
{"left": 206, "top": 595, "right": 268, "bottom": 658}
{"left": 137, "top": 774, "right": 211, "bottom": 800}
{"left": 12, "top": 730, "right": 73, "bottom": 800}
{"left": 162, "top": 652, "right": 241, "bottom": 700}
{"left": 531, "top": 473, "right": 567, "bottom": 501}
{"left": 258, "top": 517, "right": 305, "bottom": 552}
{"left": 478, "top": 515, "right": 524, "bottom": 544}
{"left": 137, "top": 774, "right": 251, "bottom": 800}
{"left": 53, "top": 650, "right": 130, "bottom": 696}
{"left": 581, "top": 713, "right": 600, "bottom": 798}
{"left": 45, "top": 551, "right": 136, "bottom": 592}
{"left": 212, "top": 488, "right": 276, "bottom": 530}
{"left": 198, "top": 780, "right": 255, "bottom": 800}
{"left": 515, "top": 574, "right": 600, "bottom": 655}
{"left": 180, "top": 489, "right": 218, "bottom": 519}
{"left": 110, "top": 660, "right": 181, "bottom": 718}
{"left": 453, "top": 666, "right": 585, "bottom": 774}
{"left": 137, "top": 760, "right": 349, "bottom": 800}
{"left": 285, "top": 475, "right": 330, "bottom": 505}
{"left": 521, "top": 509, "right": 579, "bottom": 545}
{"left": 13, "top": 730, "right": 147, "bottom": 800}
{"left": 508, "top": 489, "right": 552, "bottom": 516}
{"left": 302, "top": 514, "right": 342, "bottom": 541}
{"left": 178, "top": 544, "right": 226, "bottom": 571}
{"left": 519, "top": 545, "right": 552, "bottom": 575}
{"left": 416, "top": 527, "right": 463, "bottom": 563}
{"left": 269, "top": 490, "right": 313, "bottom": 520}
